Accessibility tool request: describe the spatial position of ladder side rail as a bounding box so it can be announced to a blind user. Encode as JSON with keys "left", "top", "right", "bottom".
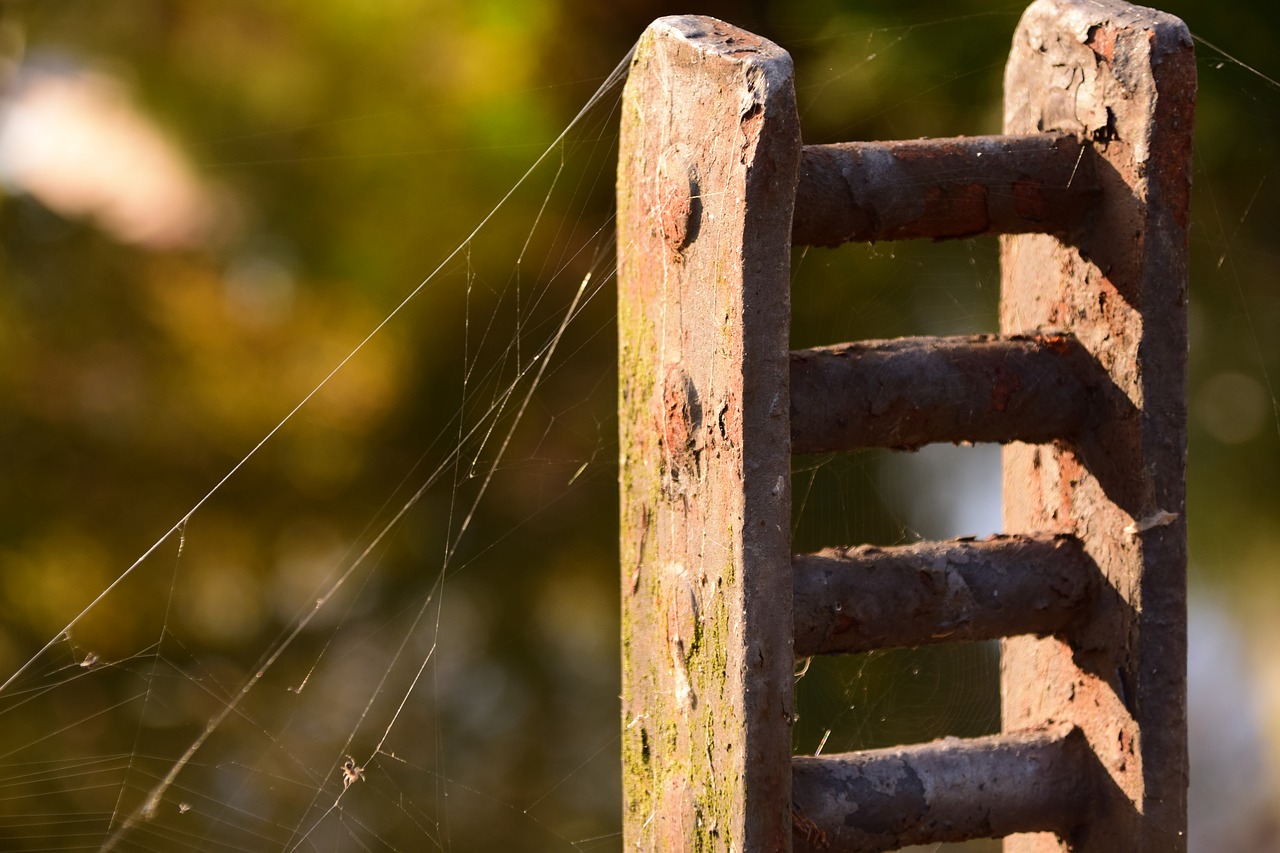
{"left": 617, "top": 15, "right": 803, "bottom": 853}
{"left": 999, "top": 1, "right": 1194, "bottom": 850}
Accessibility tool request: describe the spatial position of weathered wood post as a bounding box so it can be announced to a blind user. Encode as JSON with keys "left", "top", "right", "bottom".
{"left": 619, "top": 1, "right": 1192, "bottom": 851}
{"left": 1000, "top": 2, "right": 1195, "bottom": 850}
{"left": 617, "top": 16, "right": 801, "bottom": 853}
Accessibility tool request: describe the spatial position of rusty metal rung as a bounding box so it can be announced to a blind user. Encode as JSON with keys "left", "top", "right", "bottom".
{"left": 792, "top": 133, "right": 1096, "bottom": 246}
{"left": 793, "top": 533, "right": 1095, "bottom": 657}
{"left": 790, "top": 724, "right": 1088, "bottom": 852}
{"left": 790, "top": 333, "right": 1097, "bottom": 453}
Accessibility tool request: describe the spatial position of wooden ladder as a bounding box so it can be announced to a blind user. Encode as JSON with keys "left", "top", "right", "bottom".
{"left": 616, "top": 1, "right": 1194, "bottom": 851}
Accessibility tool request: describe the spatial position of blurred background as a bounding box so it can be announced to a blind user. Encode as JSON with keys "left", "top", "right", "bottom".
{"left": 0, "top": 0, "right": 1275, "bottom": 851}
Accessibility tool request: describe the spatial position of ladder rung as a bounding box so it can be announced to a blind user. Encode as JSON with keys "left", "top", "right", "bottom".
{"left": 790, "top": 725, "right": 1087, "bottom": 852}
{"left": 792, "top": 133, "right": 1095, "bottom": 246}
{"left": 790, "top": 334, "right": 1095, "bottom": 453}
{"left": 793, "top": 534, "right": 1094, "bottom": 657}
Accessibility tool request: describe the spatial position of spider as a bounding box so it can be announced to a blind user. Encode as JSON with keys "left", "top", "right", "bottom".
{"left": 341, "top": 756, "right": 365, "bottom": 790}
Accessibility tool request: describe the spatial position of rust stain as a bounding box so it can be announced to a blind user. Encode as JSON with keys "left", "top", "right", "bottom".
{"left": 990, "top": 366, "right": 1022, "bottom": 413}
{"left": 1012, "top": 177, "right": 1051, "bottom": 221}
{"left": 1147, "top": 34, "right": 1197, "bottom": 232}
{"left": 657, "top": 150, "right": 698, "bottom": 258}
{"left": 658, "top": 184, "right": 692, "bottom": 255}
{"left": 1054, "top": 450, "right": 1086, "bottom": 536}
{"left": 886, "top": 182, "right": 990, "bottom": 240}
{"left": 740, "top": 101, "right": 765, "bottom": 163}
{"left": 1086, "top": 25, "right": 1117, "bottom": 63}
{"left": 1040, "top": 333, "right": 1074, "bottom": 356}
{"left": 663, "top": 365, "right": 699, "bottom": 453}
{"left": 830, "top": 612, "right": 854, "bottom": 636}
{"left": 891, "top": 138, "right": 969, "bottom": 161}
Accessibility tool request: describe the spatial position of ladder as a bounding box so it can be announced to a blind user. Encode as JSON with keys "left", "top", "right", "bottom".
{"left": 616, "top": 1, "right": 1193, "bottom": 851}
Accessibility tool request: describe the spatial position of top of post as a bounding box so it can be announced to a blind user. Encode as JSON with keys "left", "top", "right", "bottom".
{"left": 1006, "top": 0, "right": 1193, "bottom": 152}
{"left": 644, "top": 15, "right": 793, "bottom": 65}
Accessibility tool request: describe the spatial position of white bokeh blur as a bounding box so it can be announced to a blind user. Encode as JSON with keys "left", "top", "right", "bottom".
{"left": 0, "top": 63, "right": 225, "bottom": 250}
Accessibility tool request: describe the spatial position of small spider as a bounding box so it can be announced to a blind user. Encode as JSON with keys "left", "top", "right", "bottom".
{"left": 341, "top": 756, "right": 364, "bottom": 790}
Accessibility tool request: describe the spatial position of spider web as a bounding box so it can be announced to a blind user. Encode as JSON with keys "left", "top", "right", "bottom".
{"left": 0, "top": 5, "right": 1278, "bottom": 853}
